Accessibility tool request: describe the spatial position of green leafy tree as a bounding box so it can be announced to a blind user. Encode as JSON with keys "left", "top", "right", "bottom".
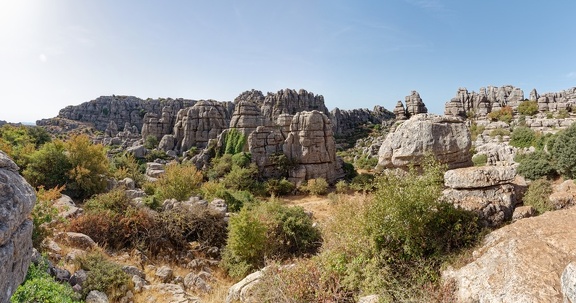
{"left": 154, "top": 163, "right": 203, "bottom": 201}
{"left": 23, "top": 140, "right": 71, "bottom": 189}
{"left": 517, "top": 151, "right": 556, "bottom": 180}
{"left": 523, "top": 179, "right": 554, "bottom": 214}
{"left": 517, "top": 100, "right": 538, "bottom": 116}
{"left": 509, "top": 126, "right": 536, "bottom": 148}
{"left": 66, "top": 134, "right": 110, "bottom": 199}
{"left": 550, "top": 124, "right": 576, "bottom": 179}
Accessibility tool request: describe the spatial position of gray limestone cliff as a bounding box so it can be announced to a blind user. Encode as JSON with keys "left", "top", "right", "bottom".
{"left": 444, "top": 85, "right": 526, "bottom": 117}
{"left": 0, "top": 151, "right": 35, "bottom": 302}
{"left": 261, "top": 89, "right": 329, "bottom": 123}
{"left": 330, "top": 106, "right": 394, "bottom": 136}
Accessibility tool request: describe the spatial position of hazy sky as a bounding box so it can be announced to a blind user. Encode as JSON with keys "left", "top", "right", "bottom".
{"left": 1, "top": 1, "right": 575, "bottom": 123}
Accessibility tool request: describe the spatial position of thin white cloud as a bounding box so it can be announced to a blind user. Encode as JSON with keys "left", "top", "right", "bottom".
{"left": 39, "top": 53, "right": 47, "bottom": 62}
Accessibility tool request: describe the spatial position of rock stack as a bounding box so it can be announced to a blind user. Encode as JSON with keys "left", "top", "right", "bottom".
{"left": 0, "top": 151, "right": 36, "bottom": 302}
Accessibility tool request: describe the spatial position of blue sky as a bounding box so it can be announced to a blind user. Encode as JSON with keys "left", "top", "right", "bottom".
{"left": 1, "top": 0, "right": 575, "bottom": 123}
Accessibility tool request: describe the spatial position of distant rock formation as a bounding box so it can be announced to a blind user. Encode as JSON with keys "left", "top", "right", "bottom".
{"left": 404, "top": 90, "right": 428, "bottom": 116}
{"left": 57, "top": 95, "right": 197, "bottom": 131}
{"left": 330, "top": 106, "right": 394, "bottom": 136}
{"left": 234, "top": 89, "right": 265, "bottom": 106}
{"left": 0, "top": 151, "right": 35, "bottom": 302}
{"left": 173, "top": 100, "right": 231, "bottom": 152}
{"left": 377, "top": 114, "right": 472, "bottom": 170}
{"left": 444, "top": 85, "right": 525, "bottom": 117}
{"left": 536, "top": 87, "right": 576, "bottom": 113}
{"left": 261, "top": 89, "right": 329, "bottom": 123}
{"left": 393, "top": 101, "right": 408, "bottom": 120}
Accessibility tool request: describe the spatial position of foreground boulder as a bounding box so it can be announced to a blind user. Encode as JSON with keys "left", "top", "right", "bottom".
{"left": 0, "top": 151, "right": 36, "bottom": 302}
{"left": 377, "top": 114, "right": 472, "bottom": 170}
{"left": 443, "top": 207, "right": 576, "bottom": 302}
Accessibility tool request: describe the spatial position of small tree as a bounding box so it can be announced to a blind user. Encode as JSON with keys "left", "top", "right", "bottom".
{"left": 155, "top": 163, "right": 203, "bottom": 201}
{"left": 517, "top": 100, "right": 538, "bottom": 116}
{"left": 66, "top": 135, "right": 110, "bottom": 199}
{"left": 550, "top": 124, "right": 576, "bottom": 179}
{"left": 509, "top": 126, "right": 536, "bottom": 148}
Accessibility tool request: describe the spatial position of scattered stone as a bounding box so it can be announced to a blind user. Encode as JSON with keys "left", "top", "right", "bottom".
{"left": 69, "top": 269, "right": 88, "bottom": 287}
{"left": 358, "top": 294, "right": 380, "bottom": 303}
{"left": 143, "top": 283, "right": 200, "bottom": 303}
{"left": 562, "top": 262, "right": 576, "bottom": 303}
{"left": 209, "top": 199, "right": 227, "bottom": 215}
{"left": 512, "top": 205, "right": 536, "bottom": 221}
{"left": 86, "top": 290, "right": 109, "bottom": 303}
{"left": 226, "top": 269, "right": 265, "bottom": 303}
{"left": 54, "top": 232, "right": 97, "bottom": 250}
{"left": 155, "top": 265, "right": 174, "bottom": 283}
{"left": 132, "top": 274, "right": 147, "bottom": 293}
{"left": 122, "top": 265, "right": 145, "bottom": 279}
{"left": 53, "top": 194, "right": 83, "bottom": 219}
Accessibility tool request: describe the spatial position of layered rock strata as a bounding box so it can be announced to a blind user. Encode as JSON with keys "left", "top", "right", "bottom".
{"left": 0, "top": 151, "right": 35, "bottom": 302}
{"left": 173, "top": 100, "right": 231, "bottom": 152}
{"left": 261, "top": 89, "right": 329, "bottom": 123}
{"left": 330, "top": 106, "right": 394, "bottom": 136}
{"left": 442, "top": 165, "right": 519, "bottom": 227}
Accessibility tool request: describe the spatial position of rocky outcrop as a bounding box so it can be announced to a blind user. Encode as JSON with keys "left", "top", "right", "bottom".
{"left": 442, "top": 166, "right": 520, "bottom": 227}
{"left": 443, "top": 206, "right": 576, "bottom": 303}
{"left": 404, "top": 90, "right": 427, "bottom": 116}
{"left": 173, "top": 100, "right": 231, "bottom": 152}
{"left": 248, "top": 126, "right": 286, "bottom": 179}
{"left": 284, "top": 111, "right": 343, "bottom": 184}
{"left": 393, "top": 101, "right": 408, "bottom": 120}
{"left": 234, "top": 89, "right": 265, "bottom": 106}
{"left": 330, "top": 106, "right": 394, "bottom": 136}
{"left": 562, "top": 262, "right": 576, "bottom": 303}
{"left": 57, "top": 95, "right": 196, "bottom": 131}
{"left": 377, "top": 114, "right": 472, "bottom": 170}
{"left": 444, "top": 85, "right": 525, "bottom": 118}
{"left": 261, "top": 89, "right": 329, "bottom": 123}
{"left": 0, "top": 151, "right": 35, "bottom": 302}
{"left": 537, "top": 87, "right": 576, "bottom": 113}
{"left": 229, "top": 101, "right": 266, "bottom": 137}
{"left": 141, "top": 105, "right": 180, "bottom": 141}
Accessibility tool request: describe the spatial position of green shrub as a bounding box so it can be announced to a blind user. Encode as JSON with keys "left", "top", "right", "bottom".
{"left": 65, "top": 135, "right": 110, "bottom": 199}
{"left": 222, "top": 129, "right": 247, "bottom": 155}
{"left": 154, "top": 163, "right": 203, "bottom": 201}
{"left": 550, "top": 123, "right": 576, "bottom": 179}
{"left": 83, "top": 188, "right": 131, "bottom": 215}
{"left": 222, "top": 201, "right": 322, "bottom": 279}
{"left": 489, "top": 128, "right": 510, "bottom": 138}
{"left": 144, "top": 135, "right": 159, "bottom": 149}
{"left": 301, "top": 178, "right": 329, "bottom": 195}
{"left": 517, "top": 100, "right": 538, "bottom": 116}
{"left": 335, "top": 180, "right": 348, "bottom": 193}
{"left": 342, "top": 161, "right": 358, "bottom": 181}
{"left": 469, "top": 123, "right": 486, "bottom": 141}
{"left": 11, "top": 257, "right": 81, "bottom": 303}
{"left": 78, "top": 252, "right": 132, "bottom": 301}
{"left": 355, "top": 155, "right": 378, "bottom": 170}
{"left": 367, "top": 160, "right": 480, "bottom": 262}
{"left": 110, "top": 153, "right": 145, "bottom": 186}
{"left": 231, "top": 152, "right": 251, "bottom": 168}
{"left": 265, "top": 178, "right": 295, "bottom": 196}
{"left": 517, "top": 151, "right": 556, "bottom": 180}
{"left": 472, "top": 154, "right": 488, "bottom": 166}
{"left": 221, "top": 164, "right": 259, "bottom": 191}
{"left": 207, "top": 154, "right": 233, "bottom": 180}
{"left": 509, "top": 126, "right": 536, "bottom": 148}
{"left": 487, "top": 106, "right": 513, "bottom": 123}
{"left": 350, "top": 173, "right": 376, "bottom": 192}
{"left": 23, "top": 140, "right": 71, "bottom": 190}
{"left": 556, "top": 109, "right": 570, "bottom": 119}
{"left": 523, "top": 179, "right": 554, "bottom": 214}
{"left": 144, "top": 149, "right": 170, "bottom": 162}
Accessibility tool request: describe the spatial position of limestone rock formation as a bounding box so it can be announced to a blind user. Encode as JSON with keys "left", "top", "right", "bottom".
{"left": 57, "top": 95, "right": 196, "bottom": 131}
{"left": 283, "top": 111, "right": 343, "bottom": 184}
{"left": 443, "top": 207, "right": 576, "bottom": 302}
{"left": 173, "top": 100, "right": 231, "bottom": 152}
{"left": 141, "top": 105, "right": 180, "bottom": 141}
{"left": 248, "top": 126, "right": 286, "bottom": 179}
{"left": 330, "top": 106, "right": 394, "bottom": 136}
{"left": 0, "top": 151, "right": 35, "bottom": 302}
{"left": 377, "top": 114, "right": 472, "bottom": 170}
{"left": 562, "top": 262, "right": 576, "bottom": 303}
{"left": 443, "top": 85, "right": 525, "bottom": 118}
{"left": 229, "top": 101, "right": 266, "bottom": 137}
{"left": 261, "top": 89, "right": 329, "bottom": 123}
{"left": 442, "top": 166, "right": 519, "bottom": 227}
{"left": 234, "top": 89, "right": 265, "bottom": 106}
{"left": 404, "top": 90, "right": 427, "bottom": 116}
{"left": 393, "top": 101, "right": 408, "bottom": 120}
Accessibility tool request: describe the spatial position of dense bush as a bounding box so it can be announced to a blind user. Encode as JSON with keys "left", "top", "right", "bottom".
{"left": 469, "top": 123, "right": 486, "bottom": 141}
{"left": 516, "top": 151, "right": 556, "bottom": 180}
{"left": 335, "top": 180, "right": 348, "bottom": 193}
{"left": 350, "top": 173, "right": 376, "bottom": 192}
{"left": 517, "top": 100, "right": 539, "bottom": 116}
{"left": 264, "top": 178, "right": 296, "bottom": 196}
{"left": 222, "top": 201, "right": 322, "bottom": 279}
{"left": 0, "top": 125, "right": 50, "bottom": 169}
{"left": 65, "top": 135, "right": 110, "bottom": 199}
{"left": 221, "top": 129, "right": 247, "bottom": 155}
{"left": 11, "top": 257, "right": 80, "bottom": 303}
{"left": 110, "top": 153, "right": 145, "bottom": 186}
{"left": 83, "top": 188, "right": 131, "bottom": 215}
{"left": 23, "top": 140, "right": 71, "bottom": 190}
{"left": 489, "top": 128, "right": 510, "bottom": 138}
{"left": 154, "top": 163, "right": 203, "bottom": 201}
{"left": 355, "top": 155, "right": 378, "bottom": 170}
{"left": 550, "top": 123, "right": 576, "bottom": 179}
{"left": 207, "top": 154, "right": 233, "bottom": 180}
{"left": 144, "top": 135, "right": 159, "bottom": 149}
{"left": 301, "top": 178, "right": 329, "bottom": 195}
{"left": 509, "top": 126, "right": 536, "bottom": 148}
{"left": 200, "top": 180, "right": 256, "bottom": 212}
{"left": 523, "top": 178, "right": 554, "bottom": 214}
{"left": 221, "top": 164, "right": 259, "bottom": 191}
{"left": 77, "top": 252, "right": 132, "bottom": 301}
{"left": 487, "top": 106, "right": 513, "bottom": 123}
{"left": 231, "top": 152, "right": 251, "bottom": 168}
{"left": 368, "top": 161, "right": 480, "bottom": 262}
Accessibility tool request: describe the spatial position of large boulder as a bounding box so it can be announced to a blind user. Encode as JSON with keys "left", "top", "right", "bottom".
{"left": 377, "top": 114, "right": 472, "bottom": 170}
{"left": 444, "top": 166, "right": 516, "bottom": 189}
{"left": 229, "top": 100, "right": 266, "bottom": 137}
{"left": 443, "top": 207, "right": 576, "bottom": 303}
{"left": 0, "top": 151, "right": 35, "bottom": 302}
